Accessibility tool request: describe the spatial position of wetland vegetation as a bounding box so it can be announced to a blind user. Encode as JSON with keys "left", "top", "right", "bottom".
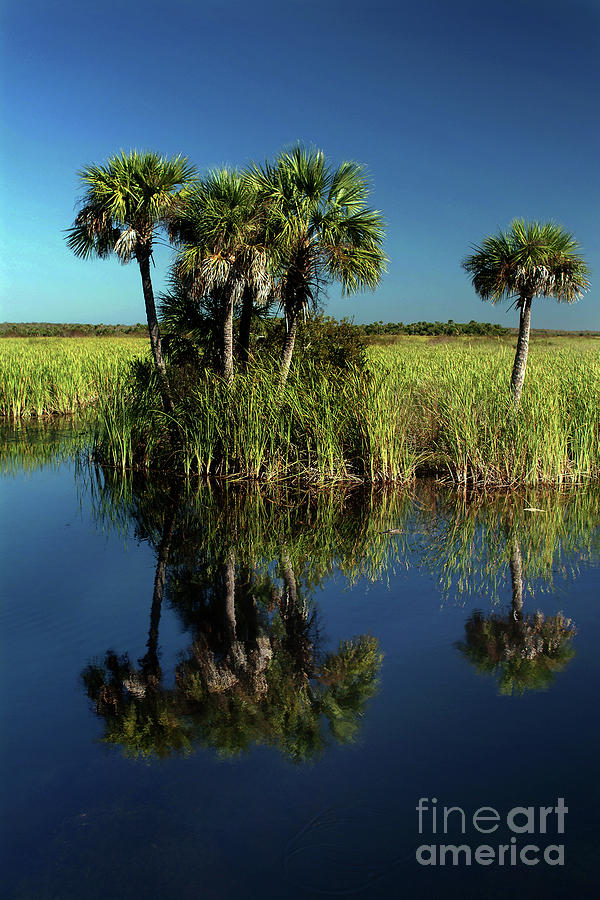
{"left": 1, "top": 332, "right": 599, "bottom": 485}
{"left": 0, "top": 148, "right": 596, "bottom": 487}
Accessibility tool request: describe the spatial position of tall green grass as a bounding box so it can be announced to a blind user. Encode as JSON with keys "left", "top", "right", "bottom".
{"left": 94, "top": 361, "right": 422, "bottom": 483}
{"left": 4, "top": 336, "right": 599, "bottom": 484}
{"left": 376, "top": 343, "right": 600, "bottom": 484}
{"left": 0, "top": 337, "right": 146, "bottom": 418}
{"left": 93, "top": 342, "right": 600, "bottom": 485}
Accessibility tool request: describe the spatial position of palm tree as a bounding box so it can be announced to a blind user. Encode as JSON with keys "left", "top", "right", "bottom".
{"left": 462, "top": 220, "right": 590, "bottom": 406}
{"left": 168, "top": 169, "right": 273, "bottom": 382}
{"left": 246, "top": 147, "right": 387, "bottom": 388}
{"left": 66, "top": 150, "right": 197, "bottom": 412}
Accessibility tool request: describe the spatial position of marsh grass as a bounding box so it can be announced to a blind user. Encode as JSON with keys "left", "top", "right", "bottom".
{"left": 94, "top": 360, "right": 423, "bottom": 483}
{"left": 0, "top": 337, "right": 146, "bottom": 418}
{"left": 94, "top": 342, "right": 599, "bottom": 485}
{"left": 3, "top": 336, "right": 598, "bottom": 485}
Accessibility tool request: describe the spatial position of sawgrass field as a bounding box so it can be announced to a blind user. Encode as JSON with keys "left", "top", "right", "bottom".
{"left": 1, "top": 334, "right": 599, "bottom": 485}
{"left": 0, "top": 336, "right": 146, "bottom": 418}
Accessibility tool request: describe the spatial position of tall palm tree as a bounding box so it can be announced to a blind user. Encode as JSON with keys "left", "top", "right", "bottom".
{"left": 462, "top": 219, "right": 590, "bottom": 406}
{"left": 168, "top": 169, "right": 272, "bottom": 382}
{"left": 246, "top": 147, "right": 387, "bottom": 388}
{"left": 66, "top": 150, "right": 197, "bottom": 412}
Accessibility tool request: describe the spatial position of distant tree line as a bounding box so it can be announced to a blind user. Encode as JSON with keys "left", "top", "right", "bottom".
{"left": 0, "top": 322, "right": 147, "bottom": 337}
{"left": 357, "top": 319, "right": 509, "bottom": 336}
{"left": 0, "top": 318, "right": 509, "bottom": 340}
{"left": 4, "top": 319, "right": 597, "bottom": 341}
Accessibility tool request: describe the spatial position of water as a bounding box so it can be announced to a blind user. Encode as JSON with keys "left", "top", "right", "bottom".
{"left": 1, "top": 425, "right": 599, "bottom": 899}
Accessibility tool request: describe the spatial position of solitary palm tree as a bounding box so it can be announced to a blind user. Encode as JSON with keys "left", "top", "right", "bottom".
{"left": 66, "top": 150, "right": 197, "bottom": 412}
{"left": 462, "top": 220, "right": 590, "bottom": 406}
{"left": 168, "top": 169, "right": 272, "bottom": 382}
{"left": 247, "top": 147, "right": 387, "bottom": 388}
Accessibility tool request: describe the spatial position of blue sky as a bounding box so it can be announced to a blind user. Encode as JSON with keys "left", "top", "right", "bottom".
{"left": 1, "top": 0, "right": 598, "bottom": 328}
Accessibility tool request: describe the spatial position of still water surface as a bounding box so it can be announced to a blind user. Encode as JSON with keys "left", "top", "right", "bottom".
{"left": 1, "top": 425, "right": 599, "bottom": 898}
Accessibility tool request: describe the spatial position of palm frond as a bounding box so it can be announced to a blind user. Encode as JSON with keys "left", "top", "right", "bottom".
{"left": 247, "top": 145, "right": 386, "bottom": 313}
{"left": 67, "top": 150, "right": 198, "bottom": 262}
{"left": 462, "top": 219, "right": 590, "bottom": 305}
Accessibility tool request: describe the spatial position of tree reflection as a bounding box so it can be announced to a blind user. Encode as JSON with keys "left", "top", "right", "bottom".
{"left": 456, "top": 521, "right": 576, "bottom": 695}
{"left": 82, "top": 479, "right": 383, "bottom": 761}
{"left": 82, "top": 495, "right": 193, "bottom": 757}
{"left": 81, "top": 471, "right": 600, "bottom": 747}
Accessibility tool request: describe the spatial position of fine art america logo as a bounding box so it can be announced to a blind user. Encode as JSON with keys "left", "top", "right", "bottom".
{"left": 416, "top": 797, "right": 567, "bottom": 867}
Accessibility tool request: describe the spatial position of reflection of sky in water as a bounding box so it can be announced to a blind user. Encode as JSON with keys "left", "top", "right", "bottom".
{"left": 1, "top": 428, "right": 599, "bottom": 899}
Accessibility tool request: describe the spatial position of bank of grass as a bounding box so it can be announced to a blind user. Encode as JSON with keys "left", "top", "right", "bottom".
{"left": 94, "top": 361, "right": 424, "bottom": 483}
{"left": 94, "top": 341, "right": 600, "bottom": 485}
{"left": 2, "top": 335, "right": 598, "bottom": 484}
{"left": 0, "top": 337, "right": 146, "bottom": 418}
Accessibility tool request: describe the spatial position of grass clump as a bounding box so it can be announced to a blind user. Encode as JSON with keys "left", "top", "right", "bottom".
{"left": 94, "top": 359, "right": 421, "bottom": 483}
{"left": 4, "top": 334, "right": 599, "bottom": 485}
{"left": 91, "top": 339, "right": 600, "bottom": 485}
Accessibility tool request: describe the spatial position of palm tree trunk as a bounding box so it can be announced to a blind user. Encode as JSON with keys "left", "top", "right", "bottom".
{"left": 138, "top": 251, "right": 174, "bottom": 414}
{"left": 223, "top": 549, "right": 236, "bottom": 643}
{"left": 238, "top": 286, "right": 254, "bottom": 373}
{"left": 510, "top": 297, "right": 532, "bottom": 407}
{"left": 509, "top": 536, "right": 524, "bottom": 621}
{"left": 141, "top": 500, "right": 178, "bottom": 684}
{"left": 279, "top": 309, "right": 299, "bottom": 390}
{"left": 222, "top": 295, "right": 234, "bottom": 384}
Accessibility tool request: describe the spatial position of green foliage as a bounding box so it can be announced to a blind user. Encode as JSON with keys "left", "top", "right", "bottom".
{"left": 462, "top": 219, "right": 590, "bottom": 305}
{"left": 92, "top": 359, "right": 422, "bottom": 482}
{"left": 247, "top": 146, "right": 387, "bottom": 299}
{"left": 359, "top": 320, "right": 509, "bottom": 337}
{"left": 257, "top": 315, "right": 368, "bottom": 371}
{"left": 66, "top": 150, "right": 197, "bottom": 261}
{"left": 169, "top": 168, "right": 271, "bottom": 300}
{"left": 0, "top": 323, "right": 147, "bottom": 337}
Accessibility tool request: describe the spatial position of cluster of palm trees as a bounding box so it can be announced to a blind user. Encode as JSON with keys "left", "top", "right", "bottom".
{"left": 67, "top": 147, "right": 591, "bottom": 416}
{"left": 66, "top": 147, "right": 388, "bottom": 413}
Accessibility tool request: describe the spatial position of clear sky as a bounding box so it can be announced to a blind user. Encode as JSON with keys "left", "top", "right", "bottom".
{"left": 1, "top": 0, "right": 598, "bottom": 328}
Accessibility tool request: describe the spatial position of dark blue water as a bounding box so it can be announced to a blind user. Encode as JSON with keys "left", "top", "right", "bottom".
{"left": 1, "top": 432, "right": 599, "bottom": 899}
